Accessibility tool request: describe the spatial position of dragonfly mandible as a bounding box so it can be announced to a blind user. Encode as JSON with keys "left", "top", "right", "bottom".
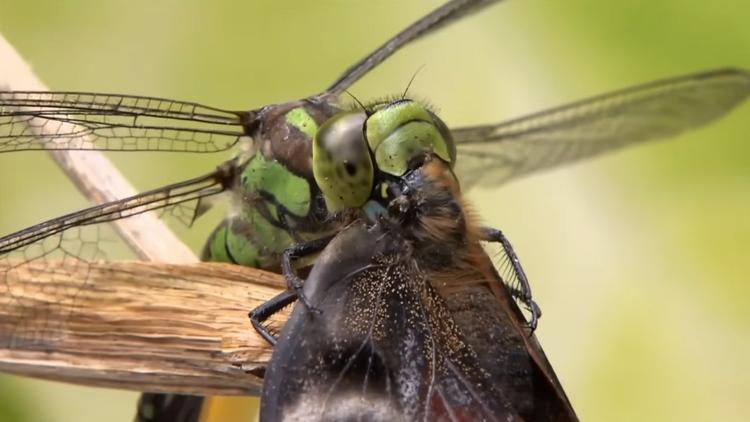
{"left": 1, "top": 0, "right": 746, "bottom": 422}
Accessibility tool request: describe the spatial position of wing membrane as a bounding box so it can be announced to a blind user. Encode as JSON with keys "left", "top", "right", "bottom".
{"left": 0, "top": 167, "right": 229, "bottom": 254}
{"left": 0, "top": 91, "right": 246, "bottom": 153}
{"left": 325, "top": 0, "right": 503, "bottom": 95}
{"left": 0, "top": 165, "right": 234, "bottom": 347}
{"left": 453, "top": 68, "right": 750, "bottom": 187}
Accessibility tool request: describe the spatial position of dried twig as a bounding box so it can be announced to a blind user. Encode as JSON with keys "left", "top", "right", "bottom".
{"left": 0, "top": 261, "right": 283, "bottom": 395}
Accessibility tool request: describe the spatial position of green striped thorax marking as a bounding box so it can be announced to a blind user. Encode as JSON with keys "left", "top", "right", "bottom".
{"left": 313, "top": 99, "right": 455, "bottom": 212}
{"left": 237, "top": 105, "right": 319, "bottom": 224}
{"left": 285, "top": 106, "right": 318, "bottom": 139}
{"left": 241, "top": 154, "right": 311, "bottom": 219}
{"left": 203, "top": 104, "right": 331, "bottom": 269}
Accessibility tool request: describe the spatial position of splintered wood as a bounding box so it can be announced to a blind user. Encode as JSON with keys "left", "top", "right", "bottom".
{"left": 0, "top": 260, "right": 287, "bottom": 396}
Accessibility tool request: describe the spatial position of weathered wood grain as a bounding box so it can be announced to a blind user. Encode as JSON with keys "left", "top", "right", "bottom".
{"left": 0, "top": 260, "right": 286, "bottom": 396}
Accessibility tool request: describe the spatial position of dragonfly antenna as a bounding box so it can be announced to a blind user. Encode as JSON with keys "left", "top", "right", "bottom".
{"left": 345, "top": 90, "right": 368, "bottom": 113}
{"left": 402, "top": 64, "right": 426, "bottom": 99}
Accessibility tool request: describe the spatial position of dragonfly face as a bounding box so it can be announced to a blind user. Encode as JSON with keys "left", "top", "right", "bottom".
{"left": 312, "top": 98, "right": 454, "bottom": 212}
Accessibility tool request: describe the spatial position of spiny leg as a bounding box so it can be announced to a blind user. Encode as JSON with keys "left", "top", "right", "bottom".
{"left": 480, "top": 227, "right": 541, "bottom": 332}
{"left": 249, "top": 290, "right": 298, "bottom": 346}
{"left": 281, "top": 235, "right": 334, "bottom": 313}
{"left": 249, "top": 235, "right": 334, "bottom": 345}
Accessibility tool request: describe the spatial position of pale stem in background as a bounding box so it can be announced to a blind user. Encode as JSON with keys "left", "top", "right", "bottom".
{"left": 0, "top": 33, "right": 196, "bottom": 263}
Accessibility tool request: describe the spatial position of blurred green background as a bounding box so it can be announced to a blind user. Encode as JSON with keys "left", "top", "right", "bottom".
{"left": 0, "top": 0, "right": 748, "bottom": 421}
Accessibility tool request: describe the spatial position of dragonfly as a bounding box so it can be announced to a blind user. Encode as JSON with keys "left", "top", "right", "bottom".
{"left": 254, "top": 156, "right": 578, "bottom": 421}
{"left": 1, "top": 0, "right": 749, "bottom": 420}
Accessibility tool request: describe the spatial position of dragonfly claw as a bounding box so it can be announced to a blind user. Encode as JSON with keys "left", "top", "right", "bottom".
{"left": 526, "top": 300, "right": 543, "bottom": 335}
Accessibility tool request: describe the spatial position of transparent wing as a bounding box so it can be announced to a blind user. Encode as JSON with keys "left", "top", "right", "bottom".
{"left": 325, "top": 0, "right": 502, "bottom": 95}
{"left": 0, "top": 91, "right": 247, "bottom": 153}
{"left": 453, "top": 68, "right": 750, "bottom": 187}
{"left": 0, "top": 165, "right": 234, "bottom": 348}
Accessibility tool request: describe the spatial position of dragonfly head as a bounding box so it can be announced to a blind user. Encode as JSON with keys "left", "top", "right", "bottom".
{"left": 312, "top": 98, "right": 456, "bottom": 214}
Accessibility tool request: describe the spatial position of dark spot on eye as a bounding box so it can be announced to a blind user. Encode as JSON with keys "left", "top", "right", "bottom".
{"left": 344, "top": 162, "right": 357, "bottom": 176}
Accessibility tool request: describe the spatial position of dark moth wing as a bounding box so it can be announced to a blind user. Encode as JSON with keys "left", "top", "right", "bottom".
{"left": 444, "top": 268, "right": 577, "bottom": 421}
{"left": 262, "top": 222, "right": 514, "bottom": 421}
{"left": 261, "top": 222, "right": 577, "bottom": 421}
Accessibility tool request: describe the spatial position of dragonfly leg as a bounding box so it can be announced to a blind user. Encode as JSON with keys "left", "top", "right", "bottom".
{"left": 480, "top": 227, "right": 541, "bottom": 332}
{"left": 249, "top": 290, "right": 299, "bottom": 346}
{"left": 275, "top": 207, "right": 305, "bottom": 243}
{"left": 281, "top": 235, "right": 335, "bottom": 314}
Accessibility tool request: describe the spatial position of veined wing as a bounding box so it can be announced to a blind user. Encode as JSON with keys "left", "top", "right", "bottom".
{"left": 325, "top": 0, "right": 503, "bottom": 96}
{"left": 0, "top": 163, "right": 236, "bottom": 348}
{"left": 453, "top": 68, "right": 750, "bottom": 187}
{"left": 0, "top": 91, "right": 247, "bottom": 153}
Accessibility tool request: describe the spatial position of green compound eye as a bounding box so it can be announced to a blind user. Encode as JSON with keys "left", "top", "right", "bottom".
{"left": 365, "top": 100, "right": 455, "bottom": 176}
{"left": 313, "top": 111, "right": 374, "bottom": 212}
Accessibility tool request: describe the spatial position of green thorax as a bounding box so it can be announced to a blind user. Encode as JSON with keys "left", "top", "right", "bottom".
{"left": 203, "top": 100, "right": 341, "bottom": 270}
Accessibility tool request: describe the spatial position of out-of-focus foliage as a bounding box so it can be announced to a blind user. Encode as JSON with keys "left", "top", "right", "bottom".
{"left": 0, "top": 1, "right": 747, "bottom": 421}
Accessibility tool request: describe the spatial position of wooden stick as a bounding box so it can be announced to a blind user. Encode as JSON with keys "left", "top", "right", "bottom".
{"left": 0, "top": 260, "right": 284, "bottom": 395}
